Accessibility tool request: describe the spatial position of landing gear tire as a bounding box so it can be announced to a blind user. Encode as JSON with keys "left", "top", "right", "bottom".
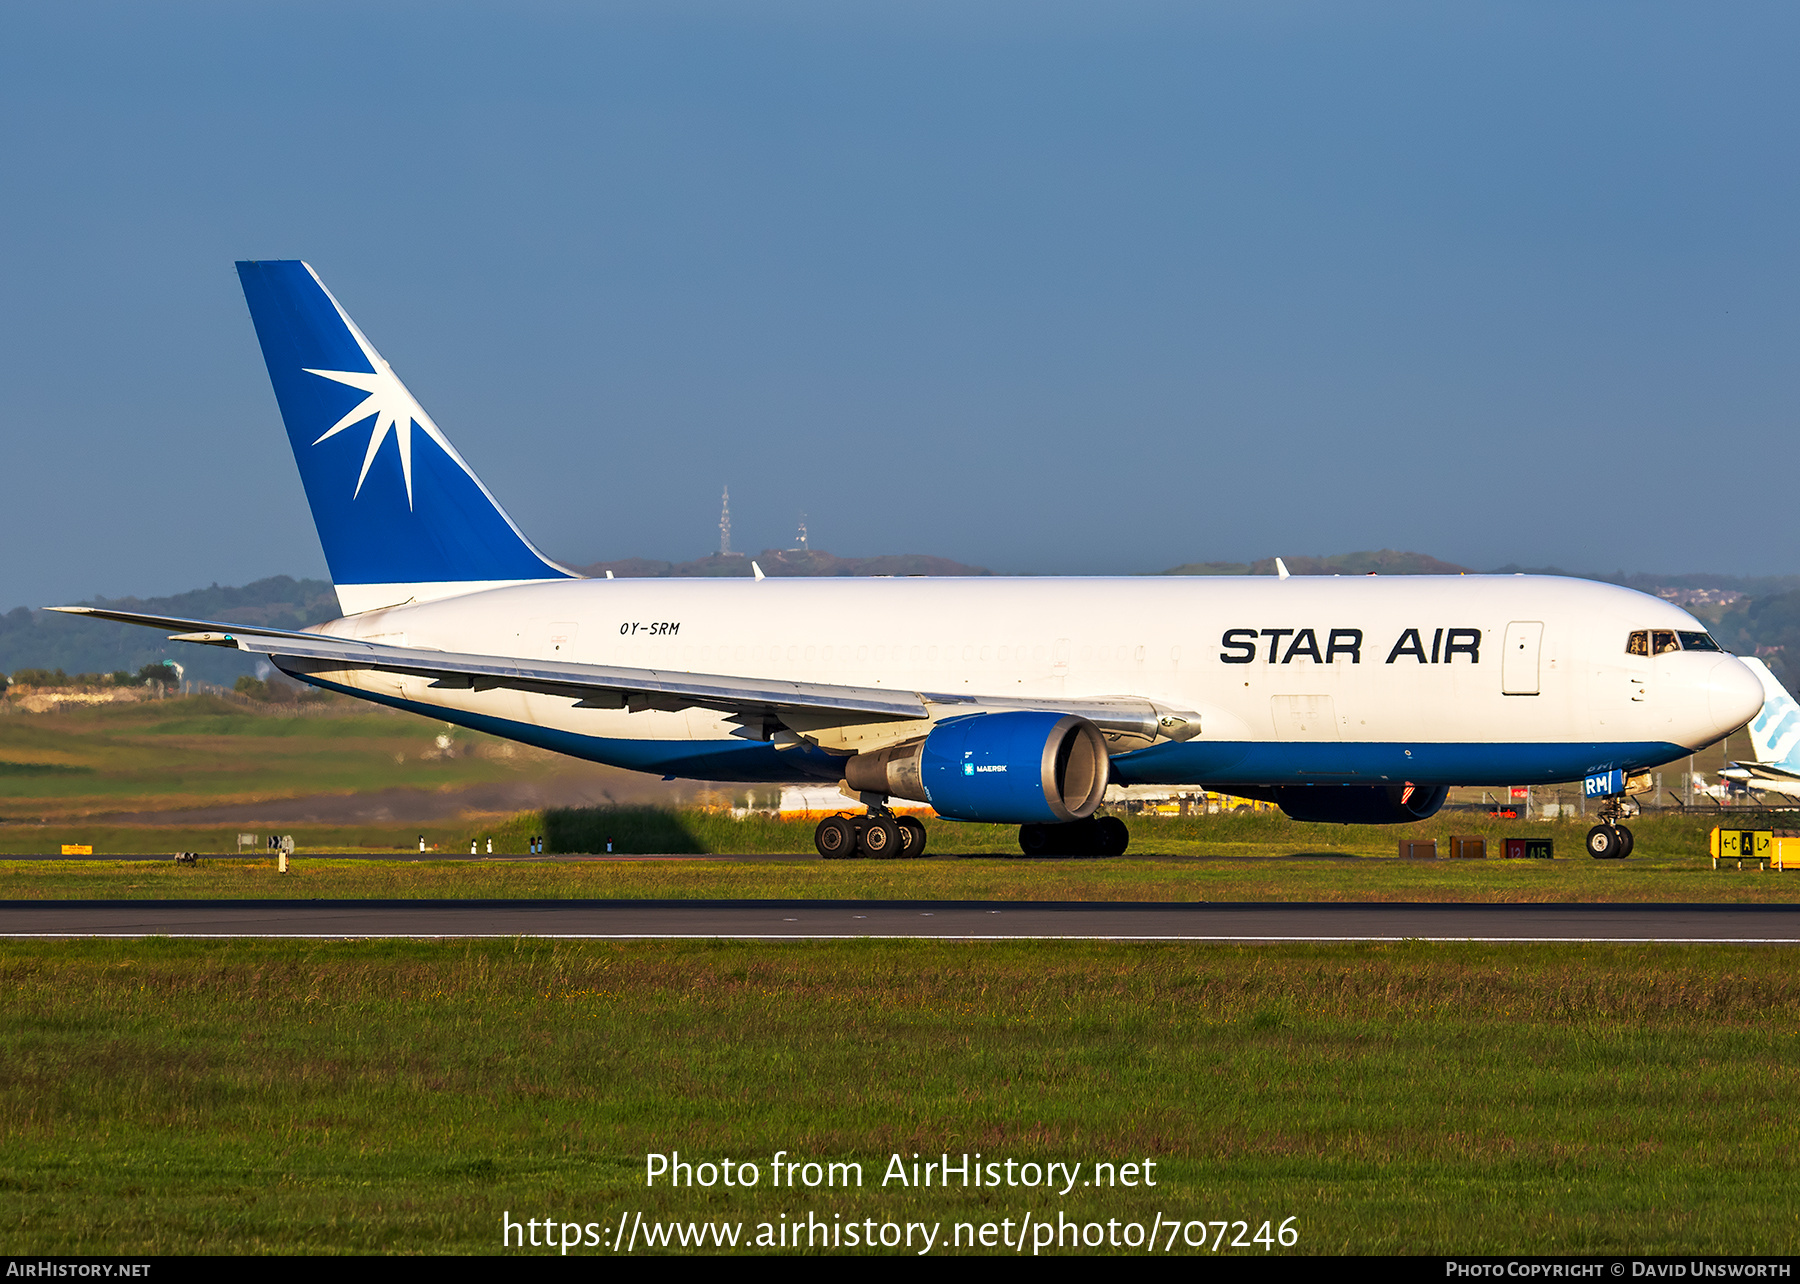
{"left": 1097, "top": 816, "right": 1130, "bottom": 857}
{"left": 1018, "top": 823, "right": 1052, "bottom": 856}
{"left": 1616, "top": 825, "right": 1634, "bottom": 859}
{"left": 1586, "top": 824, "right": 1624, "bottom": 860}
{"left": 859, "top": 815, "right": 901, "bottom": 858}
{"left": 897, "top": 816, "right": 928, "bottom": 858}
{"left": 815, "top": 815, "right": 858, "bottom": 859}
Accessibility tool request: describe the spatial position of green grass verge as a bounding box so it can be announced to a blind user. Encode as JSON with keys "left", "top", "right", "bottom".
{"left": 2, "top": 938, "right": 1797, "bottom": 1254}
{"left": 3, "top": 853, "right": 1799, "bottom": 903}
{"left": 4, "top": 809, "right": 1796, "bottom": 903}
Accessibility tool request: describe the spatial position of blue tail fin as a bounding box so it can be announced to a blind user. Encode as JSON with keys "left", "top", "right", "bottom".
{"left": 1743, "top": 657, "right": 1800, "bottom": 768}
{"left": 236, "top": 261, "right": 574, "bottom": 613}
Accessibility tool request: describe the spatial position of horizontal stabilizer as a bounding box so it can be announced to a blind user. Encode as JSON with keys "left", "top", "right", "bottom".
{"left": 44, "top": 606, "right": 364, "bottom": 647}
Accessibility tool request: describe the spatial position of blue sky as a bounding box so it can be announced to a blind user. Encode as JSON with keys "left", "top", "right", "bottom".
{"left": 3, "top": 2, "right": 1795, "bottom": 607}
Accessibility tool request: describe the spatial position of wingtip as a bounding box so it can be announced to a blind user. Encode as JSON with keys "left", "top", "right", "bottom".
{"left": 1275, "top": 557, "right": 1291, "bottom": 580}
{"left": 752, "top": 561, "right": 766, "bottom": 582}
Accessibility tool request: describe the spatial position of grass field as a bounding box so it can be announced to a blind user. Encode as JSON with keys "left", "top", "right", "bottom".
{"left": 0, "top": 694, "right": 736, "bottom": 826}
{"left": 6, "top": 697, "right": 1796, "bottom": 1256}
{"left": 2, "top": 937, "right": 1797, "bottom": 1255}
{"left": 0, "top": 696, "right": 525, "bottom": 817}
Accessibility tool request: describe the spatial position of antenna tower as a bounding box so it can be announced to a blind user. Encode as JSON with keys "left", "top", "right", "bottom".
{"left": 718, "top": 485, "right": 734, "bottom": 557}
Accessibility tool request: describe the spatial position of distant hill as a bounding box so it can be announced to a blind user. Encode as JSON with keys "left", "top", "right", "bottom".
{"left": 575, "top": 549, "right": 991, "bottom": 578}
{"left": 1161, "top": 549, "right": 1474, "bottom": 577}
{"left": 0, "top": 576, "right": 337, "bottom": 688}
{"left": 1488, "top": 565, "right": 1800, "bottom": 599}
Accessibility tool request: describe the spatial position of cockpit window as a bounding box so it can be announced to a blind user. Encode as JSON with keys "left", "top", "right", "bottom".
{"left": 1627, "top": 628, "right": 1724, "bottom": 655}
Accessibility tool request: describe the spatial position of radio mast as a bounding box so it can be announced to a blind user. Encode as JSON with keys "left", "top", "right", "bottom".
{"left": 718, "top": 486, "right": 741, "bottom": 557}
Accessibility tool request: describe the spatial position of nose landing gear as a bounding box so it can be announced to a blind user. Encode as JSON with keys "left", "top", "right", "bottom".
{"left": 1585, "top": 824, "right": 1634, "bottom": 859}
{"left": 1586, "top": 796, "right": 1636, "bottom": 860}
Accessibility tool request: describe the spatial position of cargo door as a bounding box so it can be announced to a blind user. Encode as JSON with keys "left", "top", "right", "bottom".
{"left": 1501, "top": 621, "right": 1543, "bottom": 696}
{"left": 1270, "top": 694, "right": 1341, "bottom": 740}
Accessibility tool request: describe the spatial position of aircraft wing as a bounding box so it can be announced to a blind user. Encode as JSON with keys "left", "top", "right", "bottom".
{"left": 49, "top": 605, "right": 1192, "bottom": 742}
{"left": 1726, "top": 759, "right": 1800, "bottom": 784}
{"left": 49, "top": 605, "right": 929, "bottom": 722}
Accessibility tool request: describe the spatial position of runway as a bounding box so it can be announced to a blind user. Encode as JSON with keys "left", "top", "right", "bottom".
{"left": 3, "top": 899, "right": 1800, "bottom": 942}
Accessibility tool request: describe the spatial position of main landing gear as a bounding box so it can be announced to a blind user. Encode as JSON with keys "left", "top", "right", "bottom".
{"left": 1586, "top": 796, "right": 1635, "bottom": 860}
{"left": 815, "top": 809, "right": 928, "bottom": 860}
{"left": 1018, "top": 816, "right": 1130, "bottom": 857}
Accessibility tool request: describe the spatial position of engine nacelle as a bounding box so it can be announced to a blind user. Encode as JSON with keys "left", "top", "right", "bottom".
{"left": 1234, "top": 783, "right": 1450, "bottom": 825}
{"left": 843, "top": 711, "right": 1109, "bottom": 824}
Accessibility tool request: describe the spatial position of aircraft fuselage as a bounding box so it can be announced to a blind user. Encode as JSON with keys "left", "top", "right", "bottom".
{"left": 299, "top": 571, "right": 1760, "bottom": 789}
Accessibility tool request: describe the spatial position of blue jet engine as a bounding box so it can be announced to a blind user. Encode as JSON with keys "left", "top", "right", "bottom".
{"left": 843, "top": 711, "right": 1110, "bottom": 824}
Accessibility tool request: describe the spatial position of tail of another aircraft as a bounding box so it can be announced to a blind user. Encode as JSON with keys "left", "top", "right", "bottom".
{"left": 1742, "top": 657, "right": 1800, "bottom": 768}
{"left": 236, "top": 261, "right": 575, "bottom": 615}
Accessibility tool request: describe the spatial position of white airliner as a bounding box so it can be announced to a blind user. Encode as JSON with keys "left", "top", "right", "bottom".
{"left": 1719, "top": 657, "right": 1800, "bottom": 801}
{"left": 57, "top": 261, "right": 1764, "bottom": 860}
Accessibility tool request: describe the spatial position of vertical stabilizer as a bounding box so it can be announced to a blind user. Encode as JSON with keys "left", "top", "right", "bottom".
{"left": 1743, "top": 657, "right": 1800, "bottom": 767}
{"left": 236, "top": 261, "right": 576, "bottom": 614}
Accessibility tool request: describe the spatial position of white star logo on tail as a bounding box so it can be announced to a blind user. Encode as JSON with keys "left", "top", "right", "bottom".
{"left": 302, "top": 295, "right": 454, "bottom": 510}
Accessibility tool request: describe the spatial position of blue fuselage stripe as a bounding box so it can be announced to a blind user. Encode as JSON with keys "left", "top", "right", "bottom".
{"left": 292, "top": 671, "right": 1690, "bottom": 789}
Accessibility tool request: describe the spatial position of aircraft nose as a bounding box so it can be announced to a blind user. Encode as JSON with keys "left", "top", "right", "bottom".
{"left": 1706, "top": 656, "right": 1765, "bottom": 735}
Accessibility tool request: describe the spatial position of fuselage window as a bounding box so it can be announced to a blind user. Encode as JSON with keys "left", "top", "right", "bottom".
{"left": 1678, "top": 631, "right": 1722, "bottom": 652}
{"left": 1626, "top": 631, "right": 1649, "bottom": 656}
{"left": 1653, "top": 630, "right": 1678, "bottom": 655}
